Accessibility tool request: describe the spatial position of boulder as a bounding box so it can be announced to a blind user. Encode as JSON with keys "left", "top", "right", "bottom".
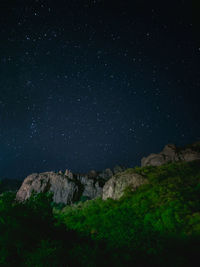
{"left": 16, "top": 172, "right": 79, "bottom": 204}
{"left": 102, "top": 171, "right": 147, "bottom": 200}
{"left": 141, "top": 153, "right": 167, "bottom": 167}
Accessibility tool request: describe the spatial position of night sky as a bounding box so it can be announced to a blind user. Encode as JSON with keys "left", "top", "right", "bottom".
{"left": 0, "top": 0, "right": 200, "bottom": 179}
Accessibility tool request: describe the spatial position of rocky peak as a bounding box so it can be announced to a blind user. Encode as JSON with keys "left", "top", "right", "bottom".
{"left": 141, "top": 142, "right": 200, "bottom": 167}
{"left": 16, "top": 169, "right": 106, "bottom": 204}
{"left": 16, "top": 141, "right": 200, "bottom": 204}
{"left": 162, "top": 144, "right": 176, "bottom": 154}
{"left": 64, "top": 169, "right": 73, "bottom": 179}
{"left": 16, "top": 172, "right": 79, "bottom": 204}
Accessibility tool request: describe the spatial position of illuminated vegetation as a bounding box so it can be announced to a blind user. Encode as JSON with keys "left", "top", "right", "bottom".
{"left": 0, "top": 161, "right": 200, "bottom": 266}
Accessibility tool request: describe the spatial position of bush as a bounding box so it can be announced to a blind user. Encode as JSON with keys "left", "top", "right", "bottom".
{"left": 58, "top": 161, "right": 200, "bottom": 266}
{"left": 0, "top": 161, "right": 200, "bottom": 266}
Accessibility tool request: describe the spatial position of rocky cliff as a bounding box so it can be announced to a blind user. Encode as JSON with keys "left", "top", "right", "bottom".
{"left": 16, "top": 171, "right": 79, "bottom": 204}
{"left": 102, "top": 171, "right": 147, "bottom": 200}
{"left": 102, "top": 142, "right": 200, "bottom": 200}
{"left": 141, "top": 142, "right": 200, "bottom": 167}
{"left": 16, "top": 167, "right": 120, "bottom": 204}
{"left": 16, "top": 142, "right": 200, "bottom": 204}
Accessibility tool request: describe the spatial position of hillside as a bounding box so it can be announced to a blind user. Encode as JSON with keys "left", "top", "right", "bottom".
{"left": 55, "top": 160, "right": 200, "bottom": 266}
{"left": 16, "top": 142, "right": 200, "bottom": 204}
{"left": 1, "top": 160, "right": 199, "bottom": 266}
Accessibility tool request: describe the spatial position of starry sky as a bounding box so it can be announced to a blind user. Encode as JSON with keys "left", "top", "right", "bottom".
{"left": 0, "top": 0, "right": 200, "bottom": 179}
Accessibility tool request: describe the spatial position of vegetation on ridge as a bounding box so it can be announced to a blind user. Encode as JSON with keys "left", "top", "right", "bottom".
{"left": 57, "top": 160, "right": 200, "bottom": 265}
{"left": 0, "top": 160, "right": 200, "bottom": 266}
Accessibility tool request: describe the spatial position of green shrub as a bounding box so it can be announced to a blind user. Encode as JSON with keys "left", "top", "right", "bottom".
{"left": 0, "top": 161, "right": 200, "bottom": 266}
{"left": 57, "top": 161, "right": 200, "bottom": 265}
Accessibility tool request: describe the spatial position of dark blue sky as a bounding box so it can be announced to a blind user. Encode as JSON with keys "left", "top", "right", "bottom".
{"left": 0, "top": 0, "right": 200, "bottom": 179}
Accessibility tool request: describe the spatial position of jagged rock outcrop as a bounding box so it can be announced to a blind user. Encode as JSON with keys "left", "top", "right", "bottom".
{"left": 64, "top": 169, "right": 73, "bottom": 179}
{"left": 16, "top": 172, "right": 79, "bottom": 204}
{"left": 16, "top": 170, "right": 105, "bottom": 204}
{"left": 102, "top": 171, "right": 147, "bottom": 200}
{"left": 16, "top": 141, "right": 200, "bottom": 204}
{"left": 77, "top": 175, "right": 102, "bottom": 199}
{"left": 141, "top": 142, "right": 200, "bottom": 167}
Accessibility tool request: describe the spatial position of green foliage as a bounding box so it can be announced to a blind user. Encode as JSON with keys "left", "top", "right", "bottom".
{"left": 80, "top": 195, "right": 91, "bottom": 202}
{"left": 0, "top": 192, "right": 55, "bottom": 266}
{"left": 24, "top": 240, "right": 62, "bottom": 267}
{"left": 0, "top": 191, "right": 104, "bottom": 266}
{"left": 0, "top": 161, "right": 200, "bottom": 266}
{"left": 57, "top": 160, "right": 200, "bottom": 266}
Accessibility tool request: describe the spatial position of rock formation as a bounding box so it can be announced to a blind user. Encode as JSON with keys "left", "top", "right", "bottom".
{"left": 16, "top": 172, "right": 80, "bottom": 204}
{"left": 16, "top": 142, "right": 200, "bottom": 204}
{"left": 141, "top": 142, "right": 200, "bottom": 167}
{"left": 102, "top": 171, "right": 147, "bottom": 200}
{"left": 64, "top": 169, "right": 73, "bottom": 179}
{"left": 16, "top": 170, "right": 106, "bottom": 204}
{"left": 77, "top": 174, "right": 102, "bottom": 199}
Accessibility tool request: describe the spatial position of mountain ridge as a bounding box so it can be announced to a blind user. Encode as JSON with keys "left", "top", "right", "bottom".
{"left": 16, "top": 141, "right": 200, "bottom": 204}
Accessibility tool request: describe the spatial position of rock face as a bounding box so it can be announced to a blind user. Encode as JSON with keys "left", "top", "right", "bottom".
{"left": 141, "top": 143, "right": 200, "bottom": 167}
{"left": 16, "top": 142, "right": 200, "bottom": 204}
{"left": 102, "top": 171, "right": 147, "bottom": 200}
{"left": 77, "top": 175, "right": 102, "bottom": 199}
{"left": 16, "top": 170, "right": 105, "bottom": 204}
{"left": 16, "top": 165, "right": 128, "bottom": 204}
{"left": 16, "top": 172, "right": 79, "bottom": 204}
{"left": 64, "top": 169, "right": 73, "bottom": 179}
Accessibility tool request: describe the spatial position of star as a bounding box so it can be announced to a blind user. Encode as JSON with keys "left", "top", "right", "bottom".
{"left": 0, "top": 0, "right": 199, "bottom": 179}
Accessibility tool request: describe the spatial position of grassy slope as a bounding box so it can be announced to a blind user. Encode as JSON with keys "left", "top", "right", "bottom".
{"left": 56, "top": 160, "right": 200, "bottom": 266}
